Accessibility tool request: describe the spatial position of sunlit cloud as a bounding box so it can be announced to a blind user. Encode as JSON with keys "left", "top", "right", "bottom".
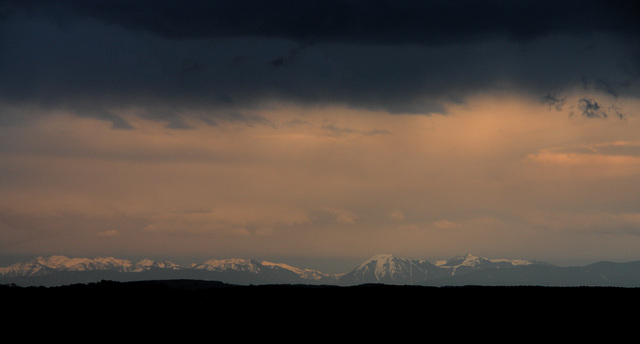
{"left": 432, "top": 220, "right": 459, "bottom": 230}
{"left": 97, "top": 230, "right": 121, "bottom": 237}
{"left": 389, "top": 210, "right": 405, "bottom": 222}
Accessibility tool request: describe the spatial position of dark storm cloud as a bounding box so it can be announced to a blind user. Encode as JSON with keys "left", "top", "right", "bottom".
{"left": 577, "top": 98, "right": 608, "bottom": 118}
{"left": 76, "top": 107, "right": 135, "bottom": 130}
{"left": 571, "top": 97, "right": 626, "bottom": 119}
{"left": 540, "top": 94, "right": 567, "bottom": 111}
{"left": 11, "top": 0, "right": 639, "bottom": 45}
{"left": 594, "top": 79, "right": 633, "bottom": 98}
{"left": 1, "top": 0, "right": 639, "bottom": 126}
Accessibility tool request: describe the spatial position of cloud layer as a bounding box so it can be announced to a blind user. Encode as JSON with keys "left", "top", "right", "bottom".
{"left": 2, "top": 0, "right": 638, "bottom": 127}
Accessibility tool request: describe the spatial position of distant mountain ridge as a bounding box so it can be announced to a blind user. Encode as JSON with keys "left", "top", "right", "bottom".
{"left": 338, "top": 253, "right": 539, "bottom": 285}
{"left": 0, "top": 255, "right": 339, "bottom": 286}
{"left": 2, "top": 253, "right": 640, "bottom": 287}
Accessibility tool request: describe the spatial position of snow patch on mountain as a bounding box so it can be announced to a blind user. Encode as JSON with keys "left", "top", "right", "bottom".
{"left": 436, "top": 253, "right": 533, "bottom": 267}
{"left": 261, "top": 261, "right": 333, "bottom": 280}
{"left": 131, "top": 259, "right": 182, "bottom": 272}
{"left": 192, "top": 258, "right": 266, "bottom": 273}
{"left": 435, "top": 253, "right": 534, "bottom": 276}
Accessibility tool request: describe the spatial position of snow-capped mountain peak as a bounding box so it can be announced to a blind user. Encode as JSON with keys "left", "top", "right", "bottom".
{"left": 344, "top": 253, "right": 434, "bottom": 284}
{"left": 358, "top": 254, "right": 408, "bottom": 276}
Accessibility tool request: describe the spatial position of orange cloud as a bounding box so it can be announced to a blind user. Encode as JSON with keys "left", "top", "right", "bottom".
{"left": 1, "top": 94, "right": 639, "bottom": 265}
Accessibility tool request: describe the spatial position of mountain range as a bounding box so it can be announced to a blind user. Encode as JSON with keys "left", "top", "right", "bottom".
{"left": 2, "top": 253, "right": 640, "bottom": 287}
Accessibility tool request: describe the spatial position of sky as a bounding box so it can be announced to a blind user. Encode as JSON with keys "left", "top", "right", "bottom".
{"left": 1, "top": 0, "right": 639, "bottom": 272}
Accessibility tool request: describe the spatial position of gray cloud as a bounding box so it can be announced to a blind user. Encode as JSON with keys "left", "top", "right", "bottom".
{"left": 77, "top": 107, "right": 135, "bottom": 130}
{"left": 569, "top": 97, "right": 627, "bottom": 119}
{"left": 321, "top": 123, "right": 391, "bottom": 137}
{"left": 540, "top": 94, "right": 567, "bottom": 111}
{"left": 577, "top": 98, "right": 608, "bottom": 118}
{"left": 1, "top": 0, "right": 638, "bottom": 127}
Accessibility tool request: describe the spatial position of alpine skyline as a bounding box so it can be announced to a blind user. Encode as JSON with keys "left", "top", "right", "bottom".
{"left": 1, "top": 0, "right": 639, "bottom": 274}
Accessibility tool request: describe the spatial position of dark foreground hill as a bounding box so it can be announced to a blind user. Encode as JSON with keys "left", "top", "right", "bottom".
{"left": 3, "top": 279, "right": 637, "bottom": 338}
{"left": 4, "top": 278, "right": 637, "bottom": 310}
